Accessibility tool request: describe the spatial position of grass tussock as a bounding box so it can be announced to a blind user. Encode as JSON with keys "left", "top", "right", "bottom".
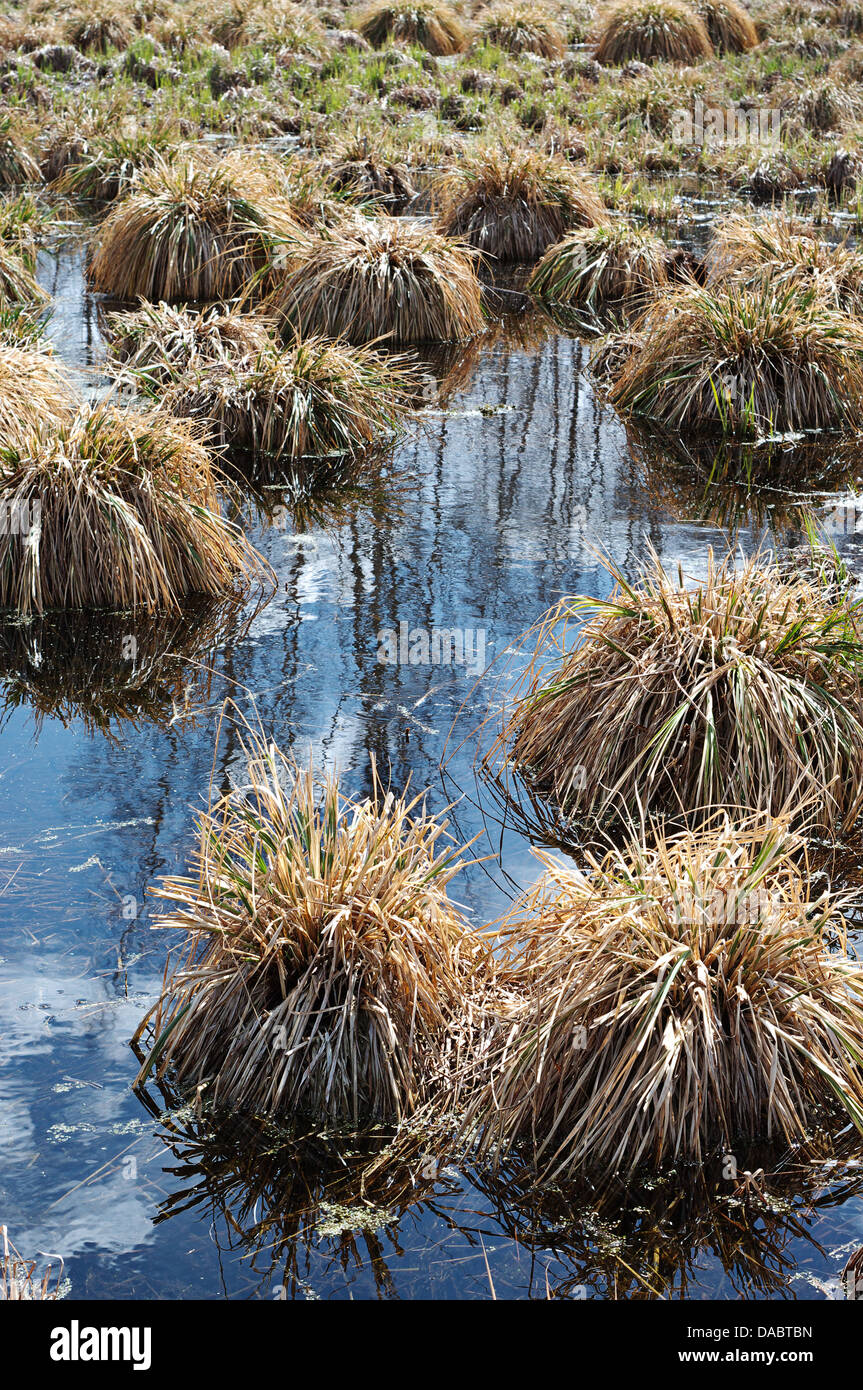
{"left": 63, "top": 4, "right": 135, "bottom": 52}
{"left": 0, "top": 192, "right": 42, "bottom": 262}
{"left": 207, "top": 1, "right": 326, "bottom": 52}
{"left": 595, "top": 0, "right": 715, "bottom": 64}
{"left": 269, "top": 215, "right": 484, "bottom": 345}
{"left": 0, "top": 194, "right": 53, "bottom": 286}
{"left": 219, "top": 149, "right": 340, "bottom": 232}
{"left": 529, "top": 220, "right": 673, "bottom": 308}
{"left": 110, "top": 300, "right": 415, "bottom": 458}
{"left": 476, "top": 4, "right": 565, "bottom": 58}
{"left": 56, "top": 122, "right": 183, "bottom": 203}
{"left": 0, "top": 193, "right": 44, "bottom": 266}
{"left": 167, "top": 337, "right": 414, "bottom": 459}
{"left": 434, "top": 147, "right": 608, "bottom": 264}
{"left": 0, "top": 403, "right": 263, "bottom": 615}
{"left": 107, "top": 299, "right": 274, "bottom": 379}
{"left": 460, "top": 818, "right": 863, "bottom": 1178}
{"left": 705, "top": 214, "right": 863, "bottom": 315}
{"left": 695, "top": 0, "right": 758, "bottom": 51}
{"left": 324, "top": 136, "right": 416, "bottom": 212}
{"left": 0, "top": 125, "right": 41, "bottom": 190}
{"left": 134, "top": 732, "right": 487, "bottom": 1126}
{"left": 0, "top": 243, "right": 46, "bottom": 308}
{"left": 491, "top": 545, "right": 863, "bottom": 834}
{"left": 356, "top": 1, "right": 468, "bottom": 54}
{"left": 0, "top": 307, "right": 46, "bottom": 349}
{"left": 88, "top": 151, "right": 300, "bottom": 303}
{"left": 607, "top": 277, "right": 863, "bottom": 435}
{"left": 0, "top": 341, "right": 77, "bottom": 447}
{"left": 781, "top": 80, "right": 860, "bottom": 136}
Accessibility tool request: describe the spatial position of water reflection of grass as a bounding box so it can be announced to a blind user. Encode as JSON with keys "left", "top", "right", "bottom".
{"left": 469, "top": 1136, "right": 863, "bottom": 1299}
{"left": 225, "top": 444, "right": 411, "bottom": 534}
{"left": 145, "top": 1108, "right": 448, "bottom": 1300}
{"left": 0, "top": 602, "right": 242, "bottom": 735}
{"left": 415, "top": 306, "right": 559, "bottom": 406}
{"left": 625, "top": 422, "right": 863, "bottom": 532}
{"left": 141, "top": 1103, "right": 863, "bottom": 1300}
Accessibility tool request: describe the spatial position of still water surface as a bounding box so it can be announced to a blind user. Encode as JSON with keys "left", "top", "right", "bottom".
{"left": 1, "top": 240, "right": 862, "bottom": 1299}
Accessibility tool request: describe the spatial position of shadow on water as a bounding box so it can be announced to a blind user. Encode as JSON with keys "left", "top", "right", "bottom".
{"left": 2, "top": 242, "right": 863, "bottom": 1298}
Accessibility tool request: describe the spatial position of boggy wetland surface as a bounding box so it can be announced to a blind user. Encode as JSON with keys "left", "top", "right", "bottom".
{"left": 2, "top": 235, "right": 863, "bottom": 1300}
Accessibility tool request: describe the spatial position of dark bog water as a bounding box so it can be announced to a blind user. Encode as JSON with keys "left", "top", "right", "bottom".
{"left": 2, "top": 241, "right": 863, "bottom": 1300}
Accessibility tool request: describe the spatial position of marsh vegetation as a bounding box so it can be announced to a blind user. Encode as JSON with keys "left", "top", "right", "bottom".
{"left": 3, "top": 0, "right": 863, "bottom": 1305}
